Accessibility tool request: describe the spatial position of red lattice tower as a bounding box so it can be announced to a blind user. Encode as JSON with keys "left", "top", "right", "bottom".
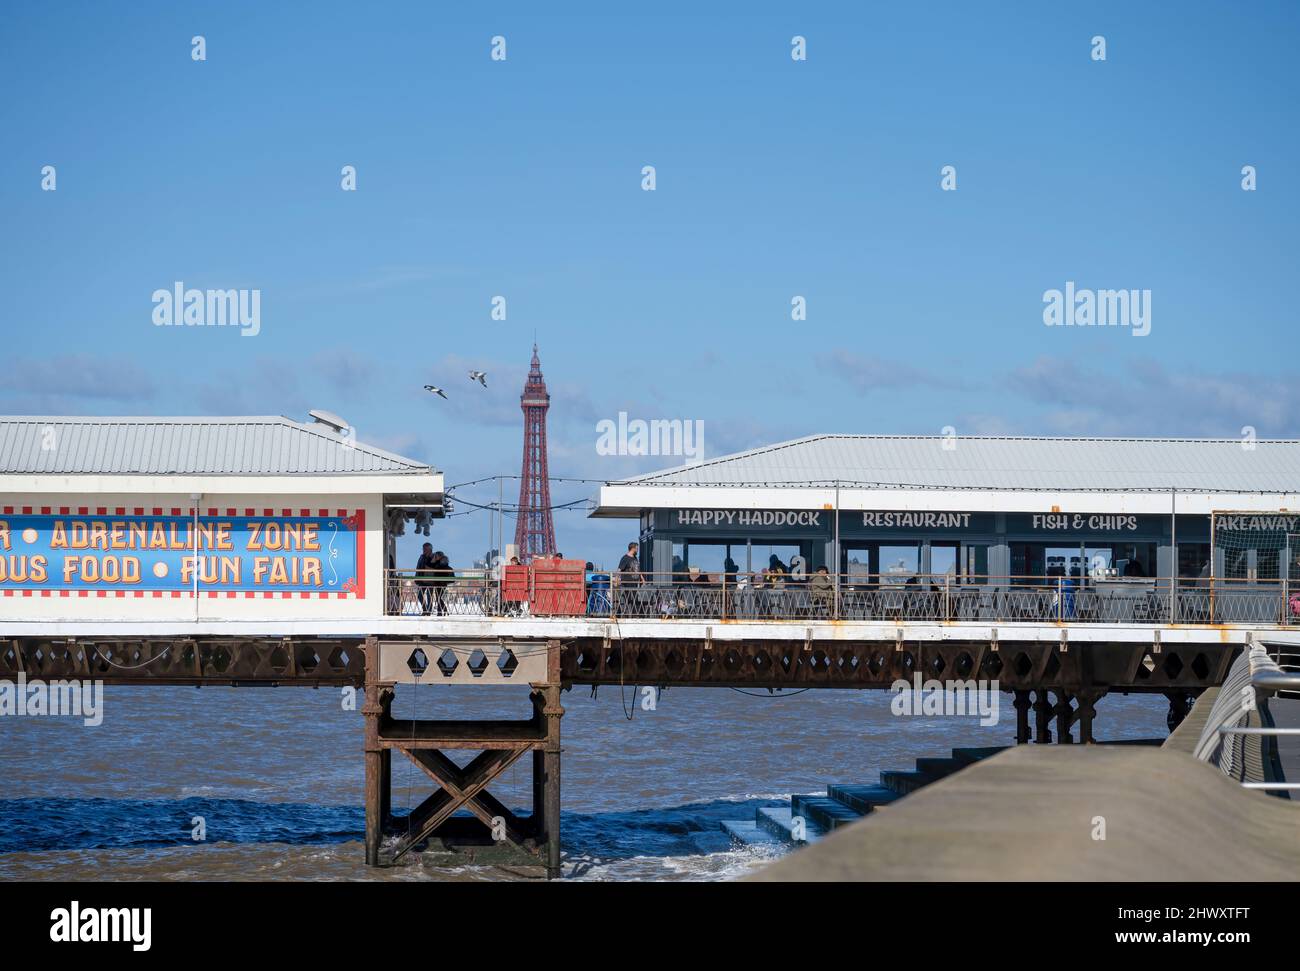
{"left": 514, "top": 343, "right": 557, "bottom": 561}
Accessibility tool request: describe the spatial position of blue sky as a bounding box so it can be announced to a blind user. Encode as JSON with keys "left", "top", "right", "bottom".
{"left": 2, "top": 1, "right": 1297, "bottom": 568}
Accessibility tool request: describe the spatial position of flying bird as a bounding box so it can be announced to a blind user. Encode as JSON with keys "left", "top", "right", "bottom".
{"left": 423, "top": 385, "right": 448, "bottom": 399}
{"left": 468, "top": 370, "right": 488, "bottom": 387}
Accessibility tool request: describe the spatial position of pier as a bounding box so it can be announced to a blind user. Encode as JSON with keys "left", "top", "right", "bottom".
{"left": 4, "top": 416, "right": 1300, "bottom": 877}
{"left": 0, "top": 616, "right": 1272, "bottom": 875}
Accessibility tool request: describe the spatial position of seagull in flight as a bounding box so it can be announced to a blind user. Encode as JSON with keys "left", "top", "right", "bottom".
{"left": 468, "top": 370, "right": 488, "bottom": 387}
{"left": 423, "top": 384, "right": 448, "bottom": 399}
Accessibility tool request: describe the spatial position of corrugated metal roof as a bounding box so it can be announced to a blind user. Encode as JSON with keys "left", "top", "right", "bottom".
{"left": 0, "top": 416, "right": 435, "bottom": 476}
{"left": 613, "top": 435, "right": 1300, "bottom": 493}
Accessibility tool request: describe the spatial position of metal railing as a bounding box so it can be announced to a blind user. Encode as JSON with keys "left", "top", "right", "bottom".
{"left": 384, "top": 569, "right": 1299, "bottom": 625}
{"left": 1195, "top": 640, "right": 1300, "bottom": 795}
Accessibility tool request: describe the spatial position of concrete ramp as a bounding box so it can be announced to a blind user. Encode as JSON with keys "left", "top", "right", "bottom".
{"left": 748, "top": 742, "right": 1300, "bottom": 881}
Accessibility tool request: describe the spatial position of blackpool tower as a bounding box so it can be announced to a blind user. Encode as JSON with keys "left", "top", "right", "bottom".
{"left": 514, "top": 344, "right": 557, "bottom": 560}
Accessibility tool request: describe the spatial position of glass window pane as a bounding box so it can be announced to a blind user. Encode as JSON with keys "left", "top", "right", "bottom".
{"left": 879, "top": 545, "right": 919, "bottom": 582}
{"left": 930, "top": 544, "right": 958, "bottom": 580}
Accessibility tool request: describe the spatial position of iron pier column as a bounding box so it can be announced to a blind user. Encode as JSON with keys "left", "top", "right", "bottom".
{"left": 541, "top": 639, "right": 565, "bottom": 879}
{"left": 362, "top": 634, "right": 383, "bottom": 866}
{"left": 1033, "top": 689, "right": 1054, "bottom": 744}
{"left": 1013, "top": 690, "right": 1032, "bottom": 744}
{"left": 378, "top": 688, "right": 393, "bottom": 827}
{"left": 1053, "top": 691, "right": 1074, "bottom": 743}
{"left": 1075, "top": 691, "right": 1099, "bottom": 744}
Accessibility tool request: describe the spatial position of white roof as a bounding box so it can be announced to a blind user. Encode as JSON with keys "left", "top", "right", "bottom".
{"left": 612, "top": 435, "right": 1300, "bottom": 493}
{"left": 596, "top": 435, "right": 1300, "bottom": 518}
{"left": 0, "top": 416, "right": 434, "bottom": 476}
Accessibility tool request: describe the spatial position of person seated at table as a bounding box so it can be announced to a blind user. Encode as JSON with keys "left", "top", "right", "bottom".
{"left": 694, "top": 569, "right": 712, "bottom": 586}
{"left": 751, "top": 570, "right": 767, "bottom": 590}
{"left": 664, "top": 565, "right": 698, "bottom": 615}
{"left": 810, "top": 566, "right": 834, "bottom": 608}
{"left": 723, "top": 556, "right": 739, "bottom": 584}
{"left": 767, "top": 565, "right": 786, "bottom": 588}
{"left": 1123, "top": 558, "right": 1146, "bottom": 577}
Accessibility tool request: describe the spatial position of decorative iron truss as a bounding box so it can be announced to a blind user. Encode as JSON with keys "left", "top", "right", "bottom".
{"left": 557, "top": 637, "right": 1237, "bottom": 692}
{"left": 0, "top": 638, "right": 366, "bottom": 685}
{"left": 0, "top": 636, "right": 1237, "bottom": 693}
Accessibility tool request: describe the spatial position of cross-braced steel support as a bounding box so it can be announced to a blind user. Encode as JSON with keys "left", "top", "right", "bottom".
{"left": 363, "top": 636, "right": 565, "bottom": 878}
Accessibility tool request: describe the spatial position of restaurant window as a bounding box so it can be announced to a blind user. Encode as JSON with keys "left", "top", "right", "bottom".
{"left": 1178, "top": 543, "right": 1211, "bottom": 580}
{"left": 929, "top": 542, "right": 958, "bottom": 582}
{"left": 678, "top": 541, "right": 744, "bottom": 581}
{"left": 1257, "top": 547, "right": 1281, "bottom": 581}
{"left": 754, "top": 543, "right": 807, "bottom": 579}
{"left": 879, "top": 544, "right": 920, "bottom": 583}
{"left": 1010, "top": 543, "right": 1046, "bottom": 582}
{"left": 963, "top": 544, "right": 989, "bottom": 583}
{"left": 846, "top": 552, "right": 871, "bottom": 583}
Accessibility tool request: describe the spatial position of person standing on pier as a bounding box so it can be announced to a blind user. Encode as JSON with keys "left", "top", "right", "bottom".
{"left": 617, "top": 542, "right": 643, "bottom": 585}
{"left": 416, "top": 543, "right": 437, "bottom": 615}
{"left": 430, "top": 551, "right": 453, "bottom": 615}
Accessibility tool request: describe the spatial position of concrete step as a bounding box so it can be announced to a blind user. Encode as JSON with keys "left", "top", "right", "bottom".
{"left": 720, "top": 819, "right": 785, "bottom": 848}
{"left": 791, "top": 793, "right": 864, "bottom": 831}
{"left": 914, "top": 756, "right": 964, "bottom": 778}
{"left": 825, "top": 783, "right": 902, "bottom": 814}
{"left": 1099, "top": 738, "right": 1164, "bottom": 747}
{"left": 951, "top": 745, "right": 1008, "bottom": 765}
{"left": 880, "top": 769, "right": 942, "bottom": 796}
{"left": 689, "top": 829, "right": 740, "bottom": 854}
{"left": 755, "top": 805, "right": 823, "bottom": 845}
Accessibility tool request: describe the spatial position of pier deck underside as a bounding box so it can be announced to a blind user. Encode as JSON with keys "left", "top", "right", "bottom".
{"left": 0, "top": 619, "right": 1267, "bottom": 691}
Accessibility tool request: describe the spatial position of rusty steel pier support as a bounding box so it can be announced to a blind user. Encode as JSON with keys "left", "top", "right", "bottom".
{"left": 1032, "top": 689, "right": 1054, "bottom": 744}
{"left": 1053, "top": 691, "right": 1075, "bottom": 744}
{"left": 1013, "top": 690, "right": 1033, "bottom": 744}
{"left": 1074, "top": 691, "right": 1099, "bottom": 744}
{"left": 363, "top": 637, "right": 385, "bottom": 867}
{"left": 536, "top": 673, "right": 564, "bottom": 879}
{"left": 362, "top": 636, "right": 565, "bottom": 878}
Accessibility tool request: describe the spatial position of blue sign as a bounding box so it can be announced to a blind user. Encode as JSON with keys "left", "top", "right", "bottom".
{"left": 0, "top": 512, "right": 362, "bottom": 593}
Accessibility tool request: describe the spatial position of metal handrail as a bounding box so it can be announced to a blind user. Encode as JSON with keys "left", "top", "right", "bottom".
{"left": 379, "top": 568, "right": 1300, "bottom": 625}
{"left": 379, "top": 566, "right": 1300, "bottom": 626}
{"left": 1203, "top": 642, "right": 1298, "bottom": 794}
